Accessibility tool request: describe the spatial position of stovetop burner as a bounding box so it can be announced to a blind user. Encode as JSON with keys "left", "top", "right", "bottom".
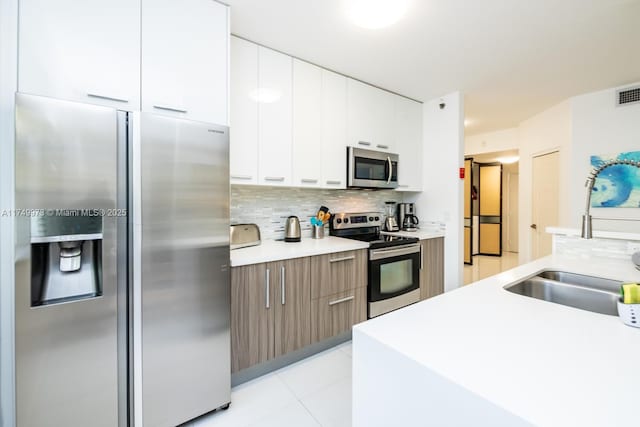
{"left": 329, "top": 212, "right": 419, "bottom": 249}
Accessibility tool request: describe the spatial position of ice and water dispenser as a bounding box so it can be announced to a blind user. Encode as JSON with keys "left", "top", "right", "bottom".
{"left": 30, "top": 213, "right": 103, "bottom": 306}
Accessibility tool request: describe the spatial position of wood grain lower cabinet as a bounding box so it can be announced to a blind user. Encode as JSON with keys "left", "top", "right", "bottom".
{"left": 311, "top": 287, "right": 367, "bottom": 342}
{"left": 231, "top": 262, "right": 272, "bottom": 372}
{"left": 310, "top": 249, "right": 367, "bottom": 299}
{"left": 231, "top": 257, "right": 310, "bottom": 372}
{"left": 420, "top": 237, "right": 445, "bottom": 300}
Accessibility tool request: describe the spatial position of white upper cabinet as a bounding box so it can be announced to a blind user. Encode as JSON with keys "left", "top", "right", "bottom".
{"left": 258, "top": 47, "right": 292, "bottom": 186}
{"left": 394, "top": 96, "right": 423, "bottom": 191}
{"left": 321, "top": 70, "right": 347, "bottom": 189}
{"left": 347, "top": 79, "right": 395, "bottom": 152}
{"left": 292, "top": 60, "right": 323, "bottom": 188}
{"left": 19, "top": 0, "right": 141, "bottom": 110}
{"left": 230, "top": 37, "right": 259, "bottom": 185}
{"left": 142, "top": 0, "right": 229, "bottom": 124}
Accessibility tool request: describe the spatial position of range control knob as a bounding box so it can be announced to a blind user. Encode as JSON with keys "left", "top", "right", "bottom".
{"left": 369, "top": 216, "right": 374, "bottom": 221}
{"left": 344, "top": 218, "right": 349, "bottom": 223}
{"left": 336, "top": 218, "right": 342, "bottom": 224}
{"left": 374, "top": 216, "right": 380, "bottom": 221}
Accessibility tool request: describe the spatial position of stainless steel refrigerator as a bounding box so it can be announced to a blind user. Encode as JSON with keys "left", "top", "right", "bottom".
{"left": 14, "top": 93, "right": 231, "bottom": 427}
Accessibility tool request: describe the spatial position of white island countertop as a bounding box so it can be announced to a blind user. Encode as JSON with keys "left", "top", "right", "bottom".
{"left": 353, "top": 255, "right": 640, "bottom": 427}
{"left": 230, "top": 236, "right": 369, "bottom": 267}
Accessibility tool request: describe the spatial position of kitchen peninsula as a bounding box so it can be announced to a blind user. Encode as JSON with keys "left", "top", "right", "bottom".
{"left": 353, "top": 254, "right": 640, "bottom": 426}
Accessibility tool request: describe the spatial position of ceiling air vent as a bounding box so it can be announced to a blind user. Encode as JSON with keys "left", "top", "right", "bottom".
{"left": 616, "top": 85, "right": 640, "bottom": 106}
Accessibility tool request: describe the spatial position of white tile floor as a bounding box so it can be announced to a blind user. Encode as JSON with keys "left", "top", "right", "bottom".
{"left": 189, "top": 342, "right": 353, "bottom": 427}
{"left": 463, "top": 252, "right": 522, "bottom": 285}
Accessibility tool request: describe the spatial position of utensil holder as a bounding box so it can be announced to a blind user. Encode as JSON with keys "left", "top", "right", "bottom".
{"left": 312, "top": 225, "right": 325, "bottom": 239}
{"left": 617, "top": 299, "right": 640, "bottom": 328}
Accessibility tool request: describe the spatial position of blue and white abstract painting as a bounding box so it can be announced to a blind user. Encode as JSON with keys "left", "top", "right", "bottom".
{"left": 590, "top": 151, "right": 640, "bottom": 208}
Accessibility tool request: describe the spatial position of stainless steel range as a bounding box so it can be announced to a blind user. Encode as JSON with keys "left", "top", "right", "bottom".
{"left": 330, "top": 212, "right": 421, "bottom": 318}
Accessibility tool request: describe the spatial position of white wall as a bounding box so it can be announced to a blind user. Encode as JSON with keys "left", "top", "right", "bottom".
{"left": 0, "top": 0, "right": 17, "bottom": 425}
{"left": 412, "top": 92, "right": 464, "bottom": 291}
{"left": 517, "top": 100, "right": 572, "bottom": 260}
{"left": 569, "top": 84, "right": 640, "bottom": 231}
{"left": 465, "top": 127, "right": 519, "bottom": 155}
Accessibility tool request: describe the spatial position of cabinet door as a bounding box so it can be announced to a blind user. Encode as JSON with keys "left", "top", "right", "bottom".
{"left": 292, "top": 60, "right": 322, "bottom": 188}
{"left": 321, "top": 70, "right": 347, "bottom": 189}
{"left": 311, "top": 287, "right": 367, "bottom": 343}
{"left": 258, "top": 47, "right": 292, "bottom": 186}
{"left": 420, "top": 238, "right": 445, "bottom": 300}
{"left": 142, "top": 0, "right": 229, "bottom": 124}
{"left": 347, "top": 79, "right": 395, "bottom": 152}
{"left": 19, "top": 0, "right": 140, "bottom": 110}
{"left": 310, "top": 249, "right": 367, "bottom": 299}
{"left": 231, "top": 263, "right": 273, "bottom": 372}
{"left": 230, "top": 37, "right": 259, "bottom": 184}
{"left": 395, "top": 96, "right": 423, "bottom": 191}
{"left": 272, "top": 258, "right": 311, "bottom": 357}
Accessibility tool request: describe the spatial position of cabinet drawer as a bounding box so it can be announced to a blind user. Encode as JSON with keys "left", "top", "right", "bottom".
{"left": 311, "top": 287, "right": 366, "bottom": 343}
{"left": 310, "top": 249, "right": 367, "bottom": 299}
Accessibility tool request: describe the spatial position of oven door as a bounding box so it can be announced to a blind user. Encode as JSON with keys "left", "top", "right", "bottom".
{"left": 368, "top": 243, "right": 421, "bottom": 317}
{"left": 348, "top": 147, "right": 398, "bottom": 189}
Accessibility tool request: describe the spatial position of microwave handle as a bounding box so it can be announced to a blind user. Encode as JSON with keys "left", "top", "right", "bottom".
{"left": 386, "top": 156, "right": 392, "bottom": 185}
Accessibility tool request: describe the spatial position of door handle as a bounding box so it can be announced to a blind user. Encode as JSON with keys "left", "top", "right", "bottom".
{"left": 386, "top": 156, "right": 392, "bottom": 184}
{"left": 329, "top": 295, "right": 355, "bottom": 306}
{"left": 530, "top": 224, "right": 537, "bottom": 230}
{"left": 281, "top": 266, "right": 286, "bottom": 305}
{"left": 265, "top": 268, "right": 270, "bottom": 309}
{"left": 87, "top": 93, "right": 129, "bottom": 103}
{"left": 153, "top": 105, "right": 188, "bottom": 113}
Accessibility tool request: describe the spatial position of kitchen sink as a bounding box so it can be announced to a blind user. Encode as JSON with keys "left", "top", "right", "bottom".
{"left": 505, "top": 271, "right": 621, "bottom": 316}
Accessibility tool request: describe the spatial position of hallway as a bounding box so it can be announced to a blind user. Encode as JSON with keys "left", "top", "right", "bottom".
{"left": 463, "top": 252, "right": 522, "bottom": 285}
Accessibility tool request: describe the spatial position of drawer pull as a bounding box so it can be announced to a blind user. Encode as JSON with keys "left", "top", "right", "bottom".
{"left": 87, "top": 93, "right": 129, "bottom": 103}
{"left": 377, "top": 144, "right": 389, "bottom": 149}
{"left": 231, "top": 175, "right": 253, "bottom": 180}
{"left": 281, "top": 266, "right": 286, "bottom": 305}
{"left": 265, "top": 268, "right": 270, "bottom": 309}
{"left": 329, "top": 295, "right": 355, "bottom": 306}
{"left": 153, "top": 105, "right": 188, "bottom": 113}
{"left": 357, "top": 141, "right": 371, "bottom": 146}
{"left": 264, "top": 177, "right": 285, "bottom": 182}
{"left": 301, "top": 179, "right": 318, "bottom": 184}
{"left": 329, "top": 255, "right": 355, "bottom": 263}
{"left": 326, "top": 180, "right": 341, "bottom": 185}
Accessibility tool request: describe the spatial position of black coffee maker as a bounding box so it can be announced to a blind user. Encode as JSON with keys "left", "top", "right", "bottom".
{"left": 398, "top": 203, "right": 419, "bottom": 231}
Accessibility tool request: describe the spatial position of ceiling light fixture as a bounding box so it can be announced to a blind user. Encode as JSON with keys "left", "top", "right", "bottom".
{"left": 498, "top": 156, "right": 519, "bottom": 164}
{"left": 346, "top": 0, "right": 410, "bottom": 29}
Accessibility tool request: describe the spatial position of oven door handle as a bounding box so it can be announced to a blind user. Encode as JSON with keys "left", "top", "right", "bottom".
{"left": 370, "top": 244, "right": 420, "bottom": 260}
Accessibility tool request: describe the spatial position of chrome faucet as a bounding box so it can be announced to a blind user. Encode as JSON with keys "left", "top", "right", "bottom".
{"left": 581, "top": 158, "right": 640, "bottom": 238}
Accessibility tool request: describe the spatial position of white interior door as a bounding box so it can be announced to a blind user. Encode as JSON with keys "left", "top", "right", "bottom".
{"left": 531, "top": 151, "right": 559, "bottom": 259}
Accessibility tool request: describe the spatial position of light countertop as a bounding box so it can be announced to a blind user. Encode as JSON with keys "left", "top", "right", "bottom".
{"left": 353, "top": 255, "right": 640, "bottom": 426}
{"left": 230, "top": 236, "right": 369, "bottom": 267}
{"left": 547, "top": 226, "right": 640, "bottom": 241}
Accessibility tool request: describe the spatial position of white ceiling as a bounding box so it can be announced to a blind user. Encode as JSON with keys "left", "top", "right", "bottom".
{"left": 225, "top": 0, "right": 640, "bottom": 135}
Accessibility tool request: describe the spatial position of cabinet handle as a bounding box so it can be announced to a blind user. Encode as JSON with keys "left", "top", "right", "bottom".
{"left": 153, "top": 105, "right": 188, "bottom": 113}
{"left": 326, "top": 180, "right": 341, "bottom": 185}
{"left": 281, "top": 266, "right": 286, "bottom": 305}
{"left": 377, "top": 144, "right": 389, "bottom": 149}
{"left": 231, "top": 175, "right": 253, "bottom": 180}
{"left": 357, "top": 141, "right": 371, "bottom": 146}
{"left": 265, "top": 268, "right": 270, "bottom": 309}
{"left": 87, "top": 93, "right": 129, "bottom": 103}
{"left": 329, "top": 295, "right": 355, "bottom": 306}
{"left": 264, "top": 176, "right": 285, "bottom": 182}
{"left": 329, "top": 255, "right": 355, "bottom": 263}
{"left": 397, "top": 184, "right": 409, "bottom": 188}
{"left": 301, "top": 179, "right": 318, "bottom": 184}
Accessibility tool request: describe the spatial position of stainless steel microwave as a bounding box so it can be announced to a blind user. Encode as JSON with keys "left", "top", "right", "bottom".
{"left": 347, "top": 146, "right": 399, "bottom": 189}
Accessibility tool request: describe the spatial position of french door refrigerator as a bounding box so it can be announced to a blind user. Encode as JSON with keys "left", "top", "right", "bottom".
{"left": 14, "top": 93, "right": 231, "bottom": 427}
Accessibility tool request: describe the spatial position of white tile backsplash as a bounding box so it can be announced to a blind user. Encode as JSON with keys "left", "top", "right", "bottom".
{"left": 230, "top": 185, "right": 404, "bottom": 241}
{"left": 553, "top": 234, "right": 640, "bottom": 260}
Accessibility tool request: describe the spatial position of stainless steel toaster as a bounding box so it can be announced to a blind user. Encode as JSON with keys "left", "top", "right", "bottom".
{"left": 230, "top": 224, "right": 261, "bottom": 250}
